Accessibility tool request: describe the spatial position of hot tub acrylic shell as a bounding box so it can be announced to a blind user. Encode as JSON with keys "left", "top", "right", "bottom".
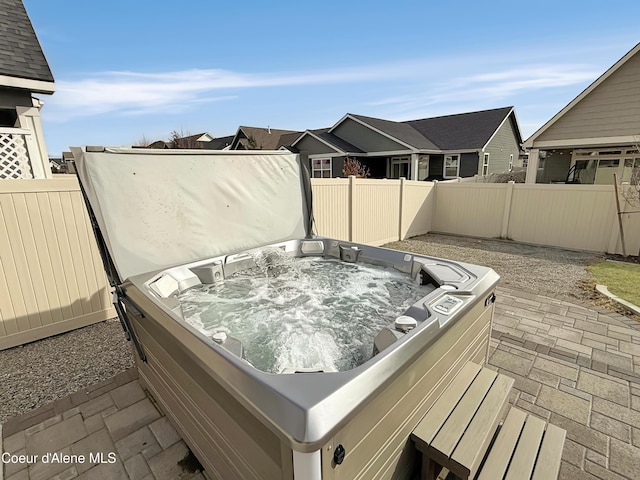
{"left": 71, "top": 148, "right": 499, "bottom": 479}
{"left": 121, "top": 238, "right": 498, "bottom": 480}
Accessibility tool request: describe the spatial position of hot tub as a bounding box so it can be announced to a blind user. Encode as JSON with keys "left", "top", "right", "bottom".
{"left": 72, "top": 147, "right": 499, "bottom": 480}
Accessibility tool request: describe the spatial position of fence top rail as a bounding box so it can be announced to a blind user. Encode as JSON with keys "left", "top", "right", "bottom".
{"left": 437, "top": 182, "right": 615, "bottom": 193}
{"left": 0, "top": 176, "right": 80, "bottom": 193}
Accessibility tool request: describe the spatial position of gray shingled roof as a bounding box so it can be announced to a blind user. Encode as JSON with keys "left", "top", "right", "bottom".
{"left": 277, "top": 131, "right": 304, "bottom": 149}
{"left": 235, "top": 126, "right": 300, "bottom": 150}
{"left": 205, "top": 135, "right": 234, "bottom": 150}
{"left": 0, "top": 0, "right": 54, "bottom": 84}
{"left": 405, "top": 107, "right": 516, "bottom": 150}
{"left": 347, "top": 107, "right": 517, "bottom": 151}
{"left": 349, "top": 114, "right": 439, "bottom": 150}
{"left": 310, "top": 128, "right": 365, "bottom": 153}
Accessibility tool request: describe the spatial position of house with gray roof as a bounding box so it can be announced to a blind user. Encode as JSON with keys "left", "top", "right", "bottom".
{"left": 290, "top": 107, "right": 522, "bottom": 180}
{"left": 0, "top": 0, "right": 55, "bottom": 179}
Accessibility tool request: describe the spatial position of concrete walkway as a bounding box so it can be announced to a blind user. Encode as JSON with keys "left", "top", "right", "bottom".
{"left": 1, "top": 286, "right": 639, "bottom": 480}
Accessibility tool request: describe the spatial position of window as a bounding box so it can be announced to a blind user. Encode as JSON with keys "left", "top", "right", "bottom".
{"left": 482, "top": 153, "right": 490, "bottom": 176}
{"left": 418, "top": 156, "right": 429, "bottom": 181}
{"left": 311, "top": 158, "right": 332, "bottom": 178}
{"left": 444, "top": 155, "right": 459, "bottom": 178}
{"left": 508, "top": 154, "right": 514, "bottom": 172}
{"left": 391, "top": 157, "right": 410, "bottom": 179}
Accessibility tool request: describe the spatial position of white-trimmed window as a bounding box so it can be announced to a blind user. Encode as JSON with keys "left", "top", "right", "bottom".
{"left": 508, "top": 154, "right": 514, "bottom": 172}
{"left": 391, "top": 157, "right": 411, "bottom": 179}
{"left": 482, "top": 153, "right": 490, "bottom": 176}
{"left": 311, "top": 158, "right": 332, "bottom": 178}
{"left": 443, "top": 154, "right": 459, "bottom": 178}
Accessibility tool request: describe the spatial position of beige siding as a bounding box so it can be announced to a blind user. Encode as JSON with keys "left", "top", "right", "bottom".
{"left": 0, "top": 177, "right": 115, "bottom": 350}
{"left": 537, "top": 51, "right": 640, "bottom": 143}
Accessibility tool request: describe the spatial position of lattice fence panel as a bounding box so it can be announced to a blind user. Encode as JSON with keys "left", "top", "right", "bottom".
{"left": 0, "top": 133, "right": 33, "bottom": 179}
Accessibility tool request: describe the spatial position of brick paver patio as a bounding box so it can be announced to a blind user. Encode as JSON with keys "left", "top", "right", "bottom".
{"left": 1, "top": 370, "right": 204, "bottom": 480}
{"left": 1, "top": 286, "right": 639, "bottom": 480}
{"left": 489, "top": 286, "right": 640, "bottom": 480}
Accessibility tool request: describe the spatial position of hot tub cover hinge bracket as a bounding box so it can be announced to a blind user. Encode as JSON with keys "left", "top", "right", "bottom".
{"left": 113, "top": 288, "right": 147, "bottom": 363}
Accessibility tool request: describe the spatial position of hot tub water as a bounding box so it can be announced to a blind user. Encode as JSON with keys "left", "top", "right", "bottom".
{"left": 178, "top": 248, "right": 428, "bottom": 373}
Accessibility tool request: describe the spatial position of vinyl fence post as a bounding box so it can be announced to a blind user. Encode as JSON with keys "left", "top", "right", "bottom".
{"left": 348, "top": 175, "right": 355, "bottom": 242}
{"left": 501, "top": 181, "right": 515, "bottom": 239}
{"left": 398, "top": 177, "right": 406, "bottom": 241}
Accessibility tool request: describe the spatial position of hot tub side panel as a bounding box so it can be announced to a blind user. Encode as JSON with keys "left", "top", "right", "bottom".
{"left": 125, "top": 291, "right": 294, "bottom": 480}
{"left": 320, "top": 299, "right": 493, "bottom": 480}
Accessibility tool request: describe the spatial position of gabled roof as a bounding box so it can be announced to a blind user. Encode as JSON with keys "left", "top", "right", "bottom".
{"left": 524, "top": 42, "right": 640, "bottom": 148}
{"left": 0, "top": 0, "right": 54, "bottom": 92}
{"left": 277, "top": 131, "right": 304, "bottom": 149}
{"left": 231, "top": 126, "right": 301, "bottom": 150}
{"left": 406, "top": 106, "right": 519, "bottom": 150}
{"left": 178, "top": 132, "right": 213, "bottom": 144}
{"left": 348, "top": 114, "right": 439, "bottom": 150}
{"left": 309, "top": 128, "right": 365, "bottom": 153}
{"left": 204, "top": 135, "right": 234, "bottom": 150}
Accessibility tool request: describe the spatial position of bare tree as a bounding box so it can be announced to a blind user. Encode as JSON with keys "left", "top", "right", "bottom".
{"left": 133, "top": 134, "right": 152, "bottom": 147}
{"left": 169, "top": 129, "right": 199, "bottom": 149}
{"left": 342, "top": 157, "right": 370, "bottom": 178}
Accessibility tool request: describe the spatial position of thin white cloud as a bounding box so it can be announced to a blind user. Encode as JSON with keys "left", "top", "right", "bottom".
{"left": 46, "top": 66, "right": 401, "bottom": 121}
{"left": 369, "top": 63, "right": 600, "bottom": 117}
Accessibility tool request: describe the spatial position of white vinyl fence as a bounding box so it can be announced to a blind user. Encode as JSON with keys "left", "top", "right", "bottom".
{"left": 1, "top": 176, "right": 638, "bottom": 350}
{"left": 0, "top": 177, "right": 115, "bottom": 350}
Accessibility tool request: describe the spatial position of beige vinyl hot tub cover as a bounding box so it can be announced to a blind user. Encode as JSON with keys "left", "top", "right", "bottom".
{"left": 71, "top": 147, "right": 309, "bottom": 281}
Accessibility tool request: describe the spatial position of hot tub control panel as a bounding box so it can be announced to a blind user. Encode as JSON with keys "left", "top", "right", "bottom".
{"left": 431, "top": 295, "right": 464, "bottom": 316}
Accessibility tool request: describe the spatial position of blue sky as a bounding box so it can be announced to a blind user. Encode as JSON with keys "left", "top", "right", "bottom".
{"left": 23, "top": 0, "right": 640, "bottom": 156}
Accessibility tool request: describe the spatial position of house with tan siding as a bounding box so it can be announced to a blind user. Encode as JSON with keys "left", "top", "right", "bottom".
{"left": 523, "top": 42, "right": 640, "bottom": 185}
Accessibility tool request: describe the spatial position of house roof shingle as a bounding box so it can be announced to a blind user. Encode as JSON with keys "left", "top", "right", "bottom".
{"left": 310, "top": 128, "right": 365, "bottom": 154}
{"left": 0, "top": 0, "right": 54, "bottom": 84}
{"left": 349, "top": 114, "right": 440, "bottom": 150}
{"left": 344, "top": 107, "right": 518, "bottom": 152}
{"left": 205, "top": 135, "right": 234, "bottom": 150}
{"left": 235, "top": 126, "right": 301, "bottom": 150}
{"left": 405, "top": 106, "right": 516, "bottom": 150}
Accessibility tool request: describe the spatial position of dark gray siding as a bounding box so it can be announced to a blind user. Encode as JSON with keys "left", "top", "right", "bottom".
{"left": 295, "top": 135, "right": 339, "bottom": 156}
{"left": 332, "top": 118, "right": 408, "bottom": 152}
{"left": 484, "top": 115, "right": 521, "bottom": 174}
{"left": 460, "top": 153, "right": 479, "bottom": 177}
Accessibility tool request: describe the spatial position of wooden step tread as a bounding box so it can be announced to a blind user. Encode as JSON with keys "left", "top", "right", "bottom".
{"left": 412, "top": 362, "right": 514, "bottom": 479}
{"left": 476, "top": 407, "right": 566, "bottom": 480}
